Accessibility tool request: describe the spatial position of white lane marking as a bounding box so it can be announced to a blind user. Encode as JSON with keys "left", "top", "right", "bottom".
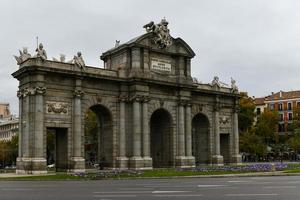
{"left": 228, "top": 180, "right": 250, "bottom": 183}
{"left": 1, "top": 188, "right": 33, "bottom": 191}
{"left": 198, "top": 185, "right": 228, "bottom": 187}
{"left": 288, "top": 181, "right": 300, "bottom": 184}
{"left": 94, "top": 191, "right": 149, "bottom": 194}
{"left": 119, "top": 188, "right": 153, "bottom": 190}
{"left": 152, "top": 191, "right": 190, "bottom": 194}
{"left": 263, "top": 186, "right": 297, "bottom": 189}
{"left": 225, "top": 193, "right": 279, "bottom": 197}
{"left": 93, "top": 195, "right": 137, "bottom": 198}
{"left": 154, "top": 194, "right": 203, "bottom": 197}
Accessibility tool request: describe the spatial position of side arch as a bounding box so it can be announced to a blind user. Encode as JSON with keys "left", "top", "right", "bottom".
{"left": 83, "top": 95, "right": 118, "bottom": 168}
{"left": 192, "top": 112, "right": 210, "bottom": 165}
{"left": 150, "top": 108, "right": 174, "bottom": 168}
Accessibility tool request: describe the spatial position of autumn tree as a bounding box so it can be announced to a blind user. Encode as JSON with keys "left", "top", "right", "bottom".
{"left": 239, "top": 129, "right": 267, "bottom": 158}
{"left": 255, "top": 109, "right": 279, "bottom": 144}
{"left": 238, "top": 92, "right": 256, "bottom": 132}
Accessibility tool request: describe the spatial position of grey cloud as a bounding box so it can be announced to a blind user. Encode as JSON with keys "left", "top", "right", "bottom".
{"left": 1, "top": 0, "right": 300, "bottom": 113}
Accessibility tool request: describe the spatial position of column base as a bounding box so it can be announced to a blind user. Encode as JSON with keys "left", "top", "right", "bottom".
{"left": 212, "top": 155, "right": 224, "bottom": 166}
{"left": 69, "top": 157, "right": 85, "bottom": 173}
{"left": 16, "top": 157, "right": 47, "bottom": 174}
{"left": 129, "top": 156, "right": 144, "bottom": 169}
{"left": 175, "top": 156, "right": 195, "bottom": 168}
{"left": 115, "top": 157, "right": 129, "bottom": 169}
{"left": 231, "top": 154, "right": 242, "bottom": 165}
{"left": 143, "top": 157, "right": 153, "bottom": 170}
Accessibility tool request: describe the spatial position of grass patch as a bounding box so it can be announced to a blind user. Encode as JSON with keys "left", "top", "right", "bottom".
{"left": 0, "top": 173, "right": 86, "bottom": 181}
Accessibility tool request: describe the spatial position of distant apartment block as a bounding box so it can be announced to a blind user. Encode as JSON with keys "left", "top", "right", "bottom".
{"left": 0, "top": 103, "right": 11, "bottom": 120}
{"left": 0, "top": 103, "right": 18, "bottom": 141}
{"left": 254, "top": 90, "right": 300, "bottom": 135}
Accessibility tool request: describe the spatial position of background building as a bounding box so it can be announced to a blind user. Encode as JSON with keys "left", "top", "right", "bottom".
{"left": 0, "top": 103, "right": 11, "bottom": 121}
{"left": 0, "top": 103, "right": 18, "bottom": 141}
{"left": 254, "top": 90, "right": 300, "bottom": 135}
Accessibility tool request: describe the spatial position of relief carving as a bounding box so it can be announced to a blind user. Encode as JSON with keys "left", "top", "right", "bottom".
{"left": 46, "top": 101, "right": 69, "bottom": 114}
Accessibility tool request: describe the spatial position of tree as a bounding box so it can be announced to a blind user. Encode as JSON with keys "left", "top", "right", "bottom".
{"left": 240, "top": 129, "right": 267, "bottom": 159}
{"left": 84, "top": 109, "right": 99, "bottom": 166}
{"left": 287, "top": 108, "right": 300, "bottom": 154}
{"left": 238, "top": 92, "right": 256, "bottom": 132}
{"left": 255, "top": 109, "right": 278, "bottom": 144}
{"left": 0, "top": 135, "right": 18, "bottom": 167}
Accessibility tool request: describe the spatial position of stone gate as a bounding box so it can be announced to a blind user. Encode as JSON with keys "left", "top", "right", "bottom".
{"left": 12, "top": 19, "right": 241, "bottom": 174}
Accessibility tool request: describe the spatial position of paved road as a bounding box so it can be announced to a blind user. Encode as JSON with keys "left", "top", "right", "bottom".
{"left": 0, "top": 176, "right": 300, "bottom": 200}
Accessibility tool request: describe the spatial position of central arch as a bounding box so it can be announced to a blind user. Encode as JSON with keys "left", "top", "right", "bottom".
{"left": 150, "top": 109, "right": 173, "bottom": 168}
{"left": 192, "top": 113, "right": 210, "bottom": 165}
{"left": 84, "top": 104, "right": 113, "bottom": 169}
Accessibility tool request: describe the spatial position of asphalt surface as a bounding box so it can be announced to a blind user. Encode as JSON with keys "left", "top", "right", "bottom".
{"left": 0, "top": 176, "right": 300, "bottom": 200}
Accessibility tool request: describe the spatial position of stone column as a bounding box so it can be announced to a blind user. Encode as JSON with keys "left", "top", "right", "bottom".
{"left": 212, "top": 102, "right": 224, "bottom": 166}
{"left": 32, "top": 86, "right": 47, "bottom": 173}
{"left": 130, "top": 96, "right": 144, "bottom": 169}
{"left": 116, "top": 96, "right": 129, "bottom": 169}
{"left": 16, "top": 90, "right": 24, "bottom": 174}
{"left": 142, "top": 96, "right": 152, "bottom": 169}
{"left": 176, "top": 101, "right": 187, "bottom": 167}
{"left": 185, "top": 104, "right": 195, "bottom": 167}
{"left": 16, "top": 88, "right": 31, "bottom": 174}
{"left": 70, "top": 87, "right": 85, "bottom": 172}
{"left": 17, "top": 91, "right": 23, "bottom": 158}
{"left": 231, "top": 106, "right": 242, "bottom": 164}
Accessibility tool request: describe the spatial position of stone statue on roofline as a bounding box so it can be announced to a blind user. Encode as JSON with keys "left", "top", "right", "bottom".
{"left": 52, "top": 54, "right": 66, "bottom": 62}
{"left": 211, "top": 76, "right": 229, "bottom": 88}
{"left": 143, "top": 18, "right": 172, "bottom": 49}
{"left": 72, "top": 51, "right": 85, "bottom": 70}
{"left": 35, "top": 43, "right": 47, "bottom": 60}
{"left": 13, "top": 47, "right": 31, "bottom": 64}
{"left": 231, "top": 77, "right": 238, "bottom": 93}
{"left": 211, "top": 76, "right": 221, "bottom": 88}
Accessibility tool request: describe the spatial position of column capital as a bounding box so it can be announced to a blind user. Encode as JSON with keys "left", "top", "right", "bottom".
{"left": 17, "top": 87, "right": 46, "bottom": 98}
{"left": 213, "top": 103, "right": 221, "bottom": 112}
{"left": 177, "top": 100, "right": 187, "bottom": 106}
{"left": 32, "top": 86, "right": 46, "bottom": 95}
{"left": 142, "top": 96, "right": 151, "bottom": 103}
{"left": 130, "top": 95, "right": 143, "bottom": 102}
{"left": 73, "top": 89, "right": 85, "bottom": 98}
{"left": 118, "top": 95, "right": 129, "bottom": 102}
{"left": 233, "top": 105, "right": 240, "bottom": 113}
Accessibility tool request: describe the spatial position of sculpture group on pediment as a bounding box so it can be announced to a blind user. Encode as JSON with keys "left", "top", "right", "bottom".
{"left": 143, "top": 18, "right": 172, "bottom": 49}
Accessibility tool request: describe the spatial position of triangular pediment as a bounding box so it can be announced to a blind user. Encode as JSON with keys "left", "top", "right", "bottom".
{"left": 101, "top": 33, "right": 195, "bottom": 59}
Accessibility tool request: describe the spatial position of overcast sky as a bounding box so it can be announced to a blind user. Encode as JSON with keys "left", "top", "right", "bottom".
{"left": 1, "top": 0, "right": 300, "bottom": 114}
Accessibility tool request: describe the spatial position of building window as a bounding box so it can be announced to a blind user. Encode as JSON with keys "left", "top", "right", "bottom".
{"left": 278, "top": 103, "right": 283, "bottom": 111}
{"left": 288, "top": 102, "right": 292, "bottom": 110}
{"left": 278, "top": 123, "right": 285, "bottom": 132}
{"left": 257, "top": 108, "right": 261, "bottom": 115}
{"left": 289, "top": 113, "right": 293, "bottom": 121}
{"left": 279, "top": 114, "right": 284, "bottom": 121}
{"left": 269, "top": 104, "right": 275, "bottom": 110}
{"left": 297, "top": 102, "right": 300, "bottom": 107}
